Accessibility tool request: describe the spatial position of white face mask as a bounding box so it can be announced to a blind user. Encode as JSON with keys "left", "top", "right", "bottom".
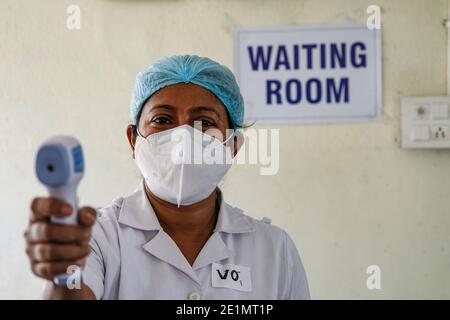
{"left": 134, "top": 124, "right": 234, "bottom": 207}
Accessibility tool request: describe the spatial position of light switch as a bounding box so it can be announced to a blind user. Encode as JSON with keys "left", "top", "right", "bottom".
{"left": 430, "top": 104, "right": 448, "bottom": 120}
{"left": 410, "top": 126, "right": 430, "bottom": 141}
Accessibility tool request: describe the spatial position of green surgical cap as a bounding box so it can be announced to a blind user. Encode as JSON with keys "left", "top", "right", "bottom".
{"left": 130, "top": 55, "right": 244, "bottom": 128}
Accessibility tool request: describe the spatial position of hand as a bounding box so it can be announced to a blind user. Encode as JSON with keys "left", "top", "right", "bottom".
{"left": 24, "top": 197, "right": 96, "bottom": 281}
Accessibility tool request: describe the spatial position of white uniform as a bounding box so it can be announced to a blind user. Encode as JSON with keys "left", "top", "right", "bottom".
{"left": 83, "top": 182, "right": 310, "bottom": 300}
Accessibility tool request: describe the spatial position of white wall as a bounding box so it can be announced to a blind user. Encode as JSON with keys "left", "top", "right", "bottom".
{"left": 0, "top": 0, "right": 448, "bottom": 299}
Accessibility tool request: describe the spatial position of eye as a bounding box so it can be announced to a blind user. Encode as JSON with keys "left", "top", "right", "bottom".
{"left": 198, "top": 118, "right": 216, "bottom": 128}
{"left": 151, "top": 116, "right": 172, "bottom": 125}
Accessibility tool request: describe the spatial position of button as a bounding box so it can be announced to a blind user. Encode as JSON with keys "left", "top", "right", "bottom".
{"left": 261, "top": 217, "right": 272, "bottom": 225}
{"left": 431, "top": 104, "right": 449, "bottom": 120}
{"left": 414, "top": 105, "right": 428, "bottom": 119}
{"left": 188, "top": 292, "right": 201, "bottom": 300}
{"left": 410, "top": 126, "right": 430, "bottom": 141}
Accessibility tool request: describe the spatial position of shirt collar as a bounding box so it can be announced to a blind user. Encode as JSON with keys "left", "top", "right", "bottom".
{"left": 214, "top": 190, "right": 254, "bottom": 234}
{"left": 117, "top": 181, "right": 162, "bottom": 231}
{"left": 118, "top": 181, "right": 254, "bottom": 234}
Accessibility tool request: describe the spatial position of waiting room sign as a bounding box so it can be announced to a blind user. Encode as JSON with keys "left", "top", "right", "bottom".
{"left": 234, "top": 24, "right": 382, "bottom": 124}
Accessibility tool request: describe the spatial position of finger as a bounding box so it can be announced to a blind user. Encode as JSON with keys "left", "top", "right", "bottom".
{"left": 78, "top": 207, "right": 96, "bottom": 227}
{"left": 31, "top": 259, "right": 86, "bottom": 281}
{"left": 25, "top": 241, "right": 32, "bottom": 258}
{"left": 29, "top": 243, "right": 91, "bottom": 262}
{"left": 27, "top": 222, "right": 91, "bottom": 244}
{"left": 30, "top": 197, "right": 72, "bottom": 222}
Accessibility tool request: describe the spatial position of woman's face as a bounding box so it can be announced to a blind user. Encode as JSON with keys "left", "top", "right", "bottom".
{"left": 126, "top": 82, "right": 235, "bottom": 155}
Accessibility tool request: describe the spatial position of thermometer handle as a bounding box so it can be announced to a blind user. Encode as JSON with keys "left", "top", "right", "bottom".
{"left": 48, "top": 185, "right": 81, "bottom": 286}
{"left": 48, "top": 185, "right": 78, "bottom": 225}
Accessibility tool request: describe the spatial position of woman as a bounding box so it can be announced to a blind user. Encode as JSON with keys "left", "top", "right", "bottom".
{"left": 24, "top": 55, "right": 310, "bottom": 299}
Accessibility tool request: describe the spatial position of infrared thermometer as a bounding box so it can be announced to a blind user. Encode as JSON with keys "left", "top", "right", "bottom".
{"left": 35, "top": 136, "right": 84, "bottom": 284}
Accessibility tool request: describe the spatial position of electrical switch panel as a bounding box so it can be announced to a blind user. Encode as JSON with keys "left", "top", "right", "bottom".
{"left": 402, "top": 97, "right": 450, "bottom": 149}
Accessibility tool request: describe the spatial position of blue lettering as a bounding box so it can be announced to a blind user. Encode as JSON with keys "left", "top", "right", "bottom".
{"left": 274, "top": 45, "right": 291, "bottom": 70}
{"left": 330, "top": 43, "right": 346, "bottom": 69}
{"left": 302, "top": 44, "right": 317, "bottom": 69}
{"left": 266, "top": 79, "right": 282, "bottom": 104}
{"left": 326, "top": 78, "right": 349, "bottom": 103}
{"left": 351, "top": 42, "right": 366, "bottom": 68}
{"left": 286, "top": 79, "right": 302, "bottom": 104}
{"left": 247, "top": 45, "right": 273, "bottom": 71}
{"left": 266, "top": 78, "right": 348, "bottom": 105}
{"left": 306, "top": 78, "right": 322, "bottom": 104}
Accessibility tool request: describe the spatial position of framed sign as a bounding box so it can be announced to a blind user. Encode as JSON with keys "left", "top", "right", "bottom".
{"left": 234, "top": 24, "right": 382, "bottom": 124}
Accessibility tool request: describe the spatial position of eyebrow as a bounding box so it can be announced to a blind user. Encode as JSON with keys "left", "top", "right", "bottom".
{"left": 146, "top": 104, "right": 177, "bottom": 113}
{"left": 192, "top": 106, "right": 222, "bottom": 119}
